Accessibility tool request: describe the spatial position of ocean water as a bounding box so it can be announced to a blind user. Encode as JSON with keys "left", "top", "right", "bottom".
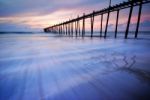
{"left": 0, "top": 32, "right": 150, "bottom": 100}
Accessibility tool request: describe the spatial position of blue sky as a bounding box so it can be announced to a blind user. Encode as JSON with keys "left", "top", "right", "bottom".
{"left": 0, "top": 0, "right": 150, "bottom": 32}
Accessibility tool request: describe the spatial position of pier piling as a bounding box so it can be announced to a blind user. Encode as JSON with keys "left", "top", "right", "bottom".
{"left": 44, "top": 0, "right": 150, "bottom": 39}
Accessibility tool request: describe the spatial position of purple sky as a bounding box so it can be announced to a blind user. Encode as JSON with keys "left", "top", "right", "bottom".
{"left": 0, "top": 0, "right": 150, "bottom": 32}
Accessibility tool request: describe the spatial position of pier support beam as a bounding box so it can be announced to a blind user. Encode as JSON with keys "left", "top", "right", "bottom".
{"left": 104, "top": 11, "right": 110, "bottom": 38}
{"left": 100, "top": 14, "right": 103, "bottom": 37}
{"left": 68, "top": 23, "right": 70, "bottom": 36}
{"left": 91, "top": 11, "right": 95, "bottom": 38}
{"left": 75, "top": 21, "right": 78, "bottom": 37}
{"left": 66, "top": 24, "right": 68, "bottom": 35}
{"left": 59, "top": 26, "right": 60, "bottom": 34}
{"left": 125, "top": 1, "right": 133, "bottom": 39}
{"left": 71, "top": 22, "right": 73, "bottom": 36}
{"left": 62, "top": 24, "right": 65, "bottom": 34}
{"left": 115, "top": 10, "right": 119, "bottom": 38}
{"left": 135, "top": 0, "right": 142, "bottom": 38}
{"left": 67, "top": 24, "right": 68, "bottom": 35}
{"left": 82, "top": 13, "right": 85, "bottom": 37}
{"left": 77, "top": 20, "right": 79, "bottom": 37}
{"left": 78, "top": 20, "right": 80, "bottom": 36}
{"left": 59, "top": 26, "right": 61, "bottom": 34}
{"left": 61, "top": 25, "right": 63, "bottom": 34}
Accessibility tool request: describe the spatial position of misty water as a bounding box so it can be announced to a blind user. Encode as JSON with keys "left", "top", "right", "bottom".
{"left": 0, "top": 32, "right": 150, "bottom": 100}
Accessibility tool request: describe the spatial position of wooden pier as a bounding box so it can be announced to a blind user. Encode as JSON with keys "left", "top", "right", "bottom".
{"left": 44, "top": 0, "right": 150, "bottom": 39}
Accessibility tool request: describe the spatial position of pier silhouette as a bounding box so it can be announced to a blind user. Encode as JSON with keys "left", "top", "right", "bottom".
{"left": 44, "top": 0, "right": 150, "bottom": 39}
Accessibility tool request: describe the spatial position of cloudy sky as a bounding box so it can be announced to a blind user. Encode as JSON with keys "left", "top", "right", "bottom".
{"left": 0, "top": 0, "right": 150, "bottom": 32}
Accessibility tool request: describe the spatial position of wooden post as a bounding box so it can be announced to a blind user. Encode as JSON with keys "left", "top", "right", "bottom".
{"left": 55, "top": 27, "right": 56, "bottom": 33}
{"left": 59, "top": 25, "right": 60, "bottom": 34}
{"left": 125, "top": 1, "right": 133, "bottom": 39}
{"left": 68, "top": 23, "right": 70, "bottom": 36}
{"left": 55, "top": 26, "right": 56, "bottom": 33}
{"left": 60, "top": 25, "right": 61, "bottom": 34}
{"left": 53, "top": 27, "right": 54, "bottom": 33}
{"left": 59, "top": 26, "right": 60, "bottom": 34}
{"left": 71, "top": 22, "right": 73, "bottom": 36}
{"left": 100, "top": 14, "right": 103, "bottom": 37}
{"left": 69, "top": 23, "right": 71, "bottom": 36}
{"left": 63, "top": 24, "right": 65, "bottom": 34}
{"left": 75, "top": 21, "right": 77, "bottom": 37}
{"left": 66, "top": 24, "right": 68, "bottom": 35}
{"left": 54, "top": 27, "right": 56, "bottom": 33}
{"left": 115, "top": 10, "right": 119, "bottom": 38}
{"left": 78, "top": 20, "right": 80, "bottom": 36}
{"left": 104, "top": 10, "right": 110, "bottom": 38}
{"left": 61, "top": 25, "right": 62, "bottom": 34}
{"left": 58, "top": 26, "right": 59, "bottom": 33}
{"left": 135, "top": 0, "right": 142, "bottom": 38}
{"left": 91, "top": 11, "right": 95, "bottom": 37}
{"left": 62, "top": 25, "right": 63, "bottom": 34}
{"left": 59, "top": 25, "right": 61, "bottom": 34}
{"left": 82, "top": 13, "right": 85, "bottom": 37}
{"left": 67, "top": 24, "right": 69, "bottom": 35}
{"left": 77, "top": 20, "right": 79, "bottom": 37}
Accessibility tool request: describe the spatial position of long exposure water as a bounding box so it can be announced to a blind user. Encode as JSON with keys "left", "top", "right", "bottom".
{"left": 0, "top": 32, "right": 150, "bottom": 100}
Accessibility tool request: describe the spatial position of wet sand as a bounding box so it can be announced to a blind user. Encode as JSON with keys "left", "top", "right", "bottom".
{"left": 0, "top": 33, "right": 150, "bottom": 100}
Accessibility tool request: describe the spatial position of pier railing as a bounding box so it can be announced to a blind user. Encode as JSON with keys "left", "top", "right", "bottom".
{"left": 44, "top": 0, "right": 150, "bottom": 39}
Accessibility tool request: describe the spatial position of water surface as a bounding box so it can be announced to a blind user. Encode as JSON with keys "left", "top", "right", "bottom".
{"left": 0, "top": 33, "right": 150, "bottom": 100}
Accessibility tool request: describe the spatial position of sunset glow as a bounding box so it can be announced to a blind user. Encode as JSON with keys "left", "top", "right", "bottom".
{"left": 0, "top": 0, "right": 150, "bottom": 32}
{"left": 0, "top": 1, "right": 150, "bottom": 100}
